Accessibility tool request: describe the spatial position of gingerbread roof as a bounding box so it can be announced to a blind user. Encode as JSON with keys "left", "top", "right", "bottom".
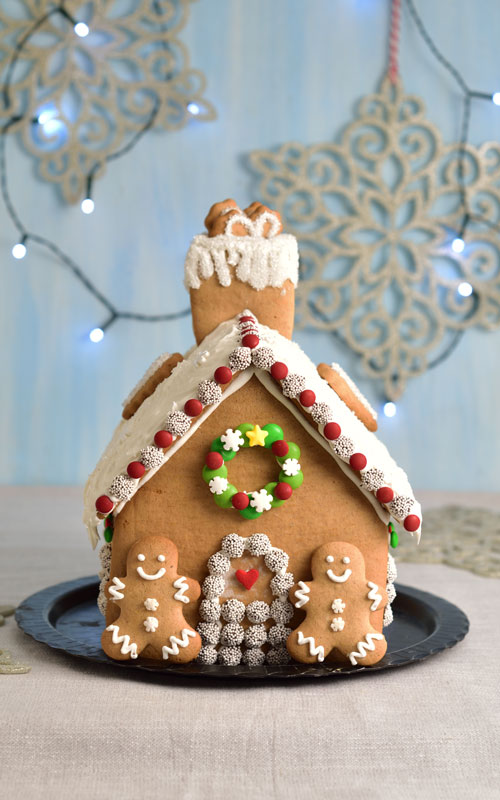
{"left": 83, "top": 311, "right": 422, "bottom": 548}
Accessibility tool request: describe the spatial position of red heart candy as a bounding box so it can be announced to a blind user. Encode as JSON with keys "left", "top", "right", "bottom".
{"left": 235, "top": 569, "right": 259, "bottom": 590}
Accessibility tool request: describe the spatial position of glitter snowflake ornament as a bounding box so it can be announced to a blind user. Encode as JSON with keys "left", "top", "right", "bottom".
{"left": 0, "top": 0, "right": 216, "bottom": 202}
{"left": 250, "top": 75, "right": 500, "bottom": 398}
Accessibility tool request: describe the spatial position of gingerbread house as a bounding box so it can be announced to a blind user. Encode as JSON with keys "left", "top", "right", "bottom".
{"left": 83, "top": 200, "right": 421, "bottom": 668}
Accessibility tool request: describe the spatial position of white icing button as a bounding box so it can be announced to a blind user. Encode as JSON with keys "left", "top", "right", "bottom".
{"left": 326, "top": 555, "right": 334, "bottom": 563}
{"left": 157, "top": 555, "right": 165, "bottom": 562}
{"left": 137, "top": 554, "right": 146, "bottom": 562}
{"left": 342, "top": 556, "right": 350, "bottom": 564}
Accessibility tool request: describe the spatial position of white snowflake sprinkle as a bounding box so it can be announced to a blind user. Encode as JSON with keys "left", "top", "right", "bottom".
{"left": 209, "top": 476, "right": 228, "bottom": 495}
{"left": 144, "top": 598, "right": 159, "bottom": 612}
{"left": 220, "top": 428, "right": 245, "bottom": 452}
{"left": 331, "top": 599, "right": 346, "bottom": 614}
{"left": 330, "top": 617, "right": 345, "bottom": 632}
{"left": 249, "top": 489, "right": 273, "bottom": 513}
{"left": 282, "top": 458, "right": 301, "bottom": 477}
{"left": 143, "top": 616, "right": 159, "bottom": 633}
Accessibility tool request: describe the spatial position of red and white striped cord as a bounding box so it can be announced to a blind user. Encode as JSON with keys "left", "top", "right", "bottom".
{"left": 388, "top": 0, "right": 401, "bottom": 84}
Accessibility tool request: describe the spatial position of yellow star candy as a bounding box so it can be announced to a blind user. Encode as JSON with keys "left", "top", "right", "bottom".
{"left": 246, "top": 424, "right": 268, "bottom": 447}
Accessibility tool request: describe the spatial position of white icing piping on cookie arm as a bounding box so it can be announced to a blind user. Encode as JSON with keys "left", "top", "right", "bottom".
{"left": 108, "top": 576, "right": 125, "bottom": 601}
{"left": 173, "top": 577, "right": 190, "bottom": 604}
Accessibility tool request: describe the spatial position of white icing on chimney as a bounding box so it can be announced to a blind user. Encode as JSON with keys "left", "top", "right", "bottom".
{"left": 184, "top": 233, "right": 299, "bottom": 291}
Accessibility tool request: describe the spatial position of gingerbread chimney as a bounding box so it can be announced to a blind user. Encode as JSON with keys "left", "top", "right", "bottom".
{"left": 184, "top": 199, "right": 299, "bottom": 343}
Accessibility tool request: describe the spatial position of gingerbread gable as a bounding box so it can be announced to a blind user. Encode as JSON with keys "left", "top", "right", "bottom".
{"left": 83, "top": 311, "right": 421, "bottom": 548}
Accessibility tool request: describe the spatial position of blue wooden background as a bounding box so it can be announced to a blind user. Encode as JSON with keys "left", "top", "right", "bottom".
{"left": 1, "top": 0, "right": 499, "bottom": 490}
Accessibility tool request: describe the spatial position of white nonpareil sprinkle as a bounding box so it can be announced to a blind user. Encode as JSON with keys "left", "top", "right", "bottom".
{"left": 221, "top": 534, "right": 246, "bottom": 559}
{"left": 108, "top": 474, "right": 136, "bottom": 501}
{"left": 198, "top": 379, "right": 222, "bottom": 406}
{"left": 165, "top": 410, "right": 191, "bottom": 437}
{"left": 265, "top": 548, "right": 289, "bottom": 572}
{"left": 221, "top": 598, "right": 246, "bottom": 623}
{"left": 281, "top": 373, "right": 306, "bottom": 399}
{"left": 140, "top": 446, "right": 164, "bottom": 470}
{"left": 228, "top": 347, "right": 252, "bottom": 372}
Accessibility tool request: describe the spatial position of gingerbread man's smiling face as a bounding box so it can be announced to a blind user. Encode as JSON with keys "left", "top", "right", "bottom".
{"left": 126, "top": 537, "right": 178, "bottom": 582}
{"left": 311, "top": 542, "right": 365, "bottom": 585}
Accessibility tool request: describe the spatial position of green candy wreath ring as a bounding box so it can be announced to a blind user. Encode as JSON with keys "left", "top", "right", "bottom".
{"left": 202, "top": 423, "right": 304, "bottom": 519}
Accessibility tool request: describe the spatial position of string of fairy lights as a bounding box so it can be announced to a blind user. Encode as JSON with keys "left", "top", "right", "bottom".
{"left": 1, "top": 1, "right": 499, "bottom": 416}
{"left": 1, "top": 3, "right": 197, "bottom": 342}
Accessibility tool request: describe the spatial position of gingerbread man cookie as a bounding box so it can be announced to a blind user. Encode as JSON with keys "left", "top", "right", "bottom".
{"left": 287, "top": 542, "right": 387, "bottom": 666}
{"left": 101, "top": 536, "right": 201, "bottom": 663}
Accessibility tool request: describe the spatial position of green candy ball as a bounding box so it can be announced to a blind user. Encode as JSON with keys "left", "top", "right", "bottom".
{"left": 202, "top": 464, "right": 228, "bottom": 484}
{"left": 104, "top": 528, "right": 113, "bottom": 543}
{"left": 280, "top": 469, "right": 304, "bottom": 489}
{"left": 237, "top": 423, "right": 254, "bottom": 447}
{"left": 390, "top": 530, "right": 399, "bottom": 549}
{"left": 239, "top": 504, "right": 262, "bottom": 520}
{"left": 262, "top": 423, "right": 284, "bottom": 448}
{"left": 210, "top": 437, "right": 236, "bottom": 461}
{"left": 214, "top": 484, "right": 237, "bottom": 508}
{"left": 276, "top": 441, "right": 301, "bottom": 464}
{"left": 264, "top": 481, "right": 284, "bottom": 508}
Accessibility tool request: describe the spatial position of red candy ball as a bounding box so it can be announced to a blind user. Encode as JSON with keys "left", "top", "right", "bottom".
{"left": 232, "top": 492, "right": 250, "bottom": 510}
{"left": 376, "top": 486, "right": 394, "bottom": 504}
{"left": 154, "top": 430, "right": 173, "bottom": 448}
{"left": 239, "top": 315, "right": 255, "bottom": 323}
{"left": 96, "top": 495, "right": 113, "bottom": 514}
{"left": 299, "top": 389, "right": 316, "bottom": 407}
{"left": 350, "top": 453, "right": 367, "bottom": 471}
{"left": 206, "top": 451, "right": 223, "bottom": 470}
{"left": 324, "top": 422, "right": 341, "bottom": 440}
{"left": 272, "top": 440, "right": 289, "bottom": 457}
{"left": 127, "top": 461, "right": 146, "bottom": 479}
{"left": 184, "top": 398, "right": 203, "bottom": 417}
{"left": 271, "top": 362, "right": 288, "bottom": 381}
{"left": 214, "top": 366, "right": 232, "bottom": 384}
{"left": 404, "top": 514, "right": 421, "bottom": 532}
{"left": 242, "top": 333, "right": 259, "bottom": 349}
{"left": 275, "top": 482, "right": 293, "bottom": 501}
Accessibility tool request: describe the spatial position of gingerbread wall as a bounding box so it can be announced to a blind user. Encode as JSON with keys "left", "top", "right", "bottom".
{"left": 107, "top": 376, "right": 388, "bottom": 631}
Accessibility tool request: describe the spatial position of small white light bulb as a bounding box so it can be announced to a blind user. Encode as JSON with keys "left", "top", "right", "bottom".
{"left": 451, "top": 237, "right": 465, "bottom": 254}
{"left": 74, "top": 22, "right": 89, "bottom": 37}
{"left": 187, "top": 102, "right": 200, "bottom": 115}
{"left": 81, "top": 198, "right": 94, "bottom": 214}
{"left": 89, "top": 327, "right": 104, "bottom": 343}
{"left": 12, "top": 242, "right": 27, "bottom": 259}
{"left": 37, "top": 110, "right": 54, "bottom": 125}
{"left": 383, "top": 401, "right": 397, "bottom": 418}
{"left": 492, "top": 92, "right": 500, "bottom": 106}
{"left": 458, "top": 281, "right": 473, "bottom": 297}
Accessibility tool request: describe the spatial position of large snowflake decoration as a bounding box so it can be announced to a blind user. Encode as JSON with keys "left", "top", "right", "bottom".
{"left": 0, "top": 0, "right": 215, "bottom": 202}
{"left": 250, "top": 78, "right": 500, "bottom": 398}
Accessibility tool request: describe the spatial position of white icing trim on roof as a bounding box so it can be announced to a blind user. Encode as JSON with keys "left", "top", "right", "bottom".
{"left": 184, "top": 233, "right": 299, "bottom": 291}
{"left": 121, "top": 352, "right": 172, "bottom": 409}
{"left": 83, "top": 311, "right": 421, "bottom": 546}
{"left": 328, "top": 362, "right": 378, "bottom": 422}
{"left": 112, "top": 370, "right": 253, "bottom": 517}
{"left": 255, "top": 371, "right": 390, "bottom": 527}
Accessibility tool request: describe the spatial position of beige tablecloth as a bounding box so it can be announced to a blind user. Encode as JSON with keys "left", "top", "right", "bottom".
{"left": 1, "top": 488, "right": 499, "bottom": 800}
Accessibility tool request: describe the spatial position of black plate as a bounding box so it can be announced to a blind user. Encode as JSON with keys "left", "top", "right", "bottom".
{"left": 15, "top": 576, "right": 469, "bottom": 679}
